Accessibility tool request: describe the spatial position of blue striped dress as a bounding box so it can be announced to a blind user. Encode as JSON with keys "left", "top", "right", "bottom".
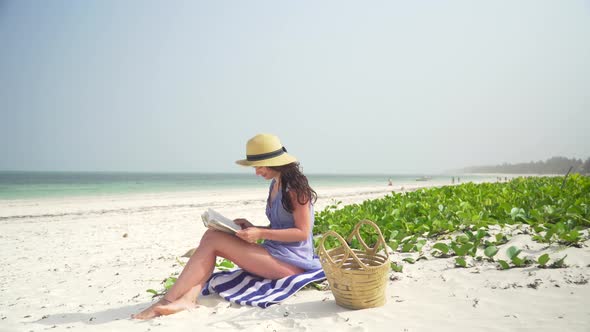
{"left": 261, "top": 180, "right": 321, "bottom": 270}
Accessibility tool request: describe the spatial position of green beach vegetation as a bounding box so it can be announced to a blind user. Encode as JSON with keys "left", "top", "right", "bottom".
{"left": 314, "top": 175, "right": 589, "bottom": 270}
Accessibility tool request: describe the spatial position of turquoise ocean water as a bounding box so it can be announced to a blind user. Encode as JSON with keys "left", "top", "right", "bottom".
{"left": 0, "top": 171, "right": 492, "bottom": 200}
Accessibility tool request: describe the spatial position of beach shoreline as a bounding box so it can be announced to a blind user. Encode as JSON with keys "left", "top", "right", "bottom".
{"left": 1, "top": 179, "right": 588, "bottom": 332}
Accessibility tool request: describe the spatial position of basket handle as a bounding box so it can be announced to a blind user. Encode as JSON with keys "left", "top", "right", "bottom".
{"left": 318, "top": 230, "right": 369, "bottom": 270}
{"left": 346, "top": 219, "right": 389, "bottom": 259}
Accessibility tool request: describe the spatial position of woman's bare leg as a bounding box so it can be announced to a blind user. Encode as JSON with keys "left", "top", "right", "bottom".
{"left": 133, "top": 229, "right": 303, "bottom": 319}
{"left": 155, "top": 229, "right": 304, "bottom": 315}
{"left": 132, "top": 230, "right": 217, "bottom": 320}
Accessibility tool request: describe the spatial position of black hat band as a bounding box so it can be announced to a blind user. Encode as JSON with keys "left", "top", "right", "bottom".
{"left": 247, "top": 147, "right": 287, "bottom": 162}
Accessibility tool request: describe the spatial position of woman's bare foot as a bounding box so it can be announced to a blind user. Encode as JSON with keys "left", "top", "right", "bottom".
{"left": 153, "top": 285, "right": 200, "bottom": 316}
{"left": 131, "top": 298, "right": 171, "bottom": 320}
{"left": 154, "top": 296, "right": 197, "bottom": 316}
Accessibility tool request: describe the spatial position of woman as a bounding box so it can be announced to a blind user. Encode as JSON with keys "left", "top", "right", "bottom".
{"left": 133, "top": 133, "right": 320, "bottom": 319}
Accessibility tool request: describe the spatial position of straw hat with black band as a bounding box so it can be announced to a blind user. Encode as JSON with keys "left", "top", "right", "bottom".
{"left": 235, "top": 134, "right": 297, "bottom": 167}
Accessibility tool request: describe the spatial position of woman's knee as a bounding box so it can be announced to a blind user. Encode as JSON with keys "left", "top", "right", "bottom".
{"left": 200, "top": 229, "right": 229, "bottom": 249}
{"left": 202, "top": 229, "right": 217, "bottom": 239}
{"left": 201, "top": 229, "right": 250, "bottom": 258}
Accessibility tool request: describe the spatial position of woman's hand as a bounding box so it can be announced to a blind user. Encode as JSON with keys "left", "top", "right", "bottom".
{"left": 236, "top": 227, "right": 263, "bottom": 243}
{"left": 233, "top": 218, "right": 254, "bottom": 229}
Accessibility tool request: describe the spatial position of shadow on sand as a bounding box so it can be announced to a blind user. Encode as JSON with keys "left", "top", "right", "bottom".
{"left": 203, "top": 298, "right": 350, "bottom": 330}
{"left": 32, "top": 302, "right": 150, "bottom": 326}
{"left": 32, "top": 295, "right": 348, "bottom": 328}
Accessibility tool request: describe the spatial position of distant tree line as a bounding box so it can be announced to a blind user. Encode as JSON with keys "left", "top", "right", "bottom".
{"left": 463, "top": 156, "right": 590, "bottom": 175}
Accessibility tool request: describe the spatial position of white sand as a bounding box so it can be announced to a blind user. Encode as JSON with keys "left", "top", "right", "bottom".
{"left": 1, "top": 181, "right": 588, "bottom": 332}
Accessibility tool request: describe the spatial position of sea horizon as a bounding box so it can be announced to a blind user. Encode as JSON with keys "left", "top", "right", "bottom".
{"left": 0, "top": 170, "right": 491, "bottom": 200}
{"left": 0, "top": 169, "right": 456, "bottom": 175}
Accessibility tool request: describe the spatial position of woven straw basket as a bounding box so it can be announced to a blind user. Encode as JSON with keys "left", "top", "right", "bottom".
{"left": 318, "top": 220, "right": 390, "bottom": 310}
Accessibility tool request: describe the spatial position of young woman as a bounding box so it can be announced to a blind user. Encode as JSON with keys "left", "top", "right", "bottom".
{"left": 133, "top": 133, "right": 320, "bottom": 319}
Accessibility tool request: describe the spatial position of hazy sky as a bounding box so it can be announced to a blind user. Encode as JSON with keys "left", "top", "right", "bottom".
{"left": 1, "top": 0, "right": 589, "bottom": 174}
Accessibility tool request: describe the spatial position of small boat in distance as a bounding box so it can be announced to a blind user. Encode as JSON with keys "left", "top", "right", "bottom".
{"left": 415, "top": 176, "right": 432, "bottom": 181}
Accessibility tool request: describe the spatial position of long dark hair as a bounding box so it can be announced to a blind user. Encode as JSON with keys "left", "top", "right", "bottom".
{"left": 269, "top": 162, "right": 317, "bottom": 213}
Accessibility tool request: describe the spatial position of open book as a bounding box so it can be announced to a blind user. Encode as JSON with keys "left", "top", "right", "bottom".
{"left": 201, "top": 208, "right": 241, "bottom": 234}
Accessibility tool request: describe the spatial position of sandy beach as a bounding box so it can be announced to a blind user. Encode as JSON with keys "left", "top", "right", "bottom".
{"left": 1, "top": 181, "right": 588, "bottom": 332}
{"left": 3, "top": 1, "right": 589, "bottom": 330}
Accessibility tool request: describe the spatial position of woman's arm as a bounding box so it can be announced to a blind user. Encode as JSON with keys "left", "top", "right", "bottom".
{"left": 236, "top": 190, "right": 311, "bottom": 243}
{"left": 234, "top": 219, "right": 271, "bottom": 230}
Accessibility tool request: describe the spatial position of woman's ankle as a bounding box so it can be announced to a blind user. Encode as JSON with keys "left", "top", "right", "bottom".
{"left": 160, "top": 297, "right": 173, "bottom": 304}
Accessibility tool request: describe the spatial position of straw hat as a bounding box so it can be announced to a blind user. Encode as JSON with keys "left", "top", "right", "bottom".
{"left": 235, "top": 133, "right": 297, "bottom": 167}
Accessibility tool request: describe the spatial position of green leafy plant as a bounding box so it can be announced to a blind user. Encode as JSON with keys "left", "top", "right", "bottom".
{"left": 455, "top": 257, "right": 467, "bottom": 268}
{"left": 494, "top": 233, "right": 510, "bottom": 246}
{"left": 146, "top": 275, "right": 179, "bottom": 298}
{"left": 536, "top": 253, "right": 568, "bottom": 269}
{"left": 390, "top": 262, "right": 403, "bottom": 273}
{"left": 484, "top": 245, "right": 499, "bottom": 261}
{"left": 431, "top": 242, "right": 450, "bottom": 257}
{"left": 537, "top": 253, "right": 550, "bottom": 267}
{"left": 402, "top": 257, "right": 415, "bottom": 264}
{"left": 450, "top": 242, "right": 473, "bottom": 257}
{"left": 315, "top": 175, "right": 589, "bottom": 256}
{"left": 506, "top": 246, "right": 522, "bottom": 265}
{"left": 303, "top": 281, "right": 327, "bottom": 291}
{"left": 496, "top": 246, "right": 535, "bottom": 270}
{"left": 549, "top": 255, "right": 568, "bottom": 268}
{"left": 497, "top": 260, "right": 511, "bottom": 270}
{"left": 216, "top": 258, "right": 235, "bottom": 271}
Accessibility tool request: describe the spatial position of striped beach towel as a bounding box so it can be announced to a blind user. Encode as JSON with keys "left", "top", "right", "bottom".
{"left": 201, "top": 268, "right": 326, "bottom": 308}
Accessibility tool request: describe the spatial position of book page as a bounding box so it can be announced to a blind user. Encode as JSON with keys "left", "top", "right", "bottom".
{"left": 201, "top": 208, "right": 241, "bottom": 234}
